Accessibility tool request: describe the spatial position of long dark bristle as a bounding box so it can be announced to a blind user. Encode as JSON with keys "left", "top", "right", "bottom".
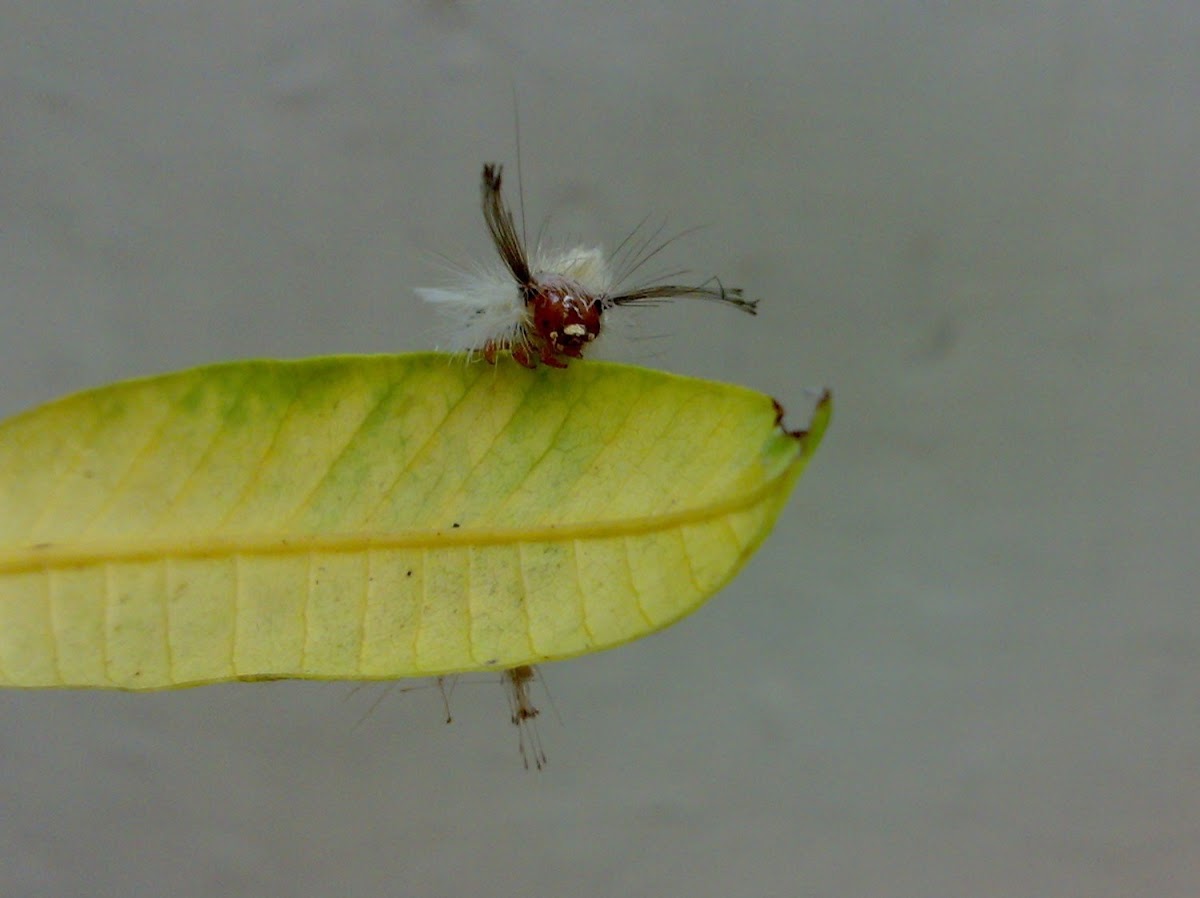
{"left": 608, "top": 278, "right": 758, "bottom": 314}
{"left": 480, "top": 163, "right": 532, "bottom": 288}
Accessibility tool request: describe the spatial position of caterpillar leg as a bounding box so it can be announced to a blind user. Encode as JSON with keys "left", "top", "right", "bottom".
{"left": 538, "top": 344, "right": 568, "bottom": 368}
{"left": 511, "top": 343, "right": 537, "bottom": 368}
{"left": 482, "top": 339, "right": 537, "bottom": 369}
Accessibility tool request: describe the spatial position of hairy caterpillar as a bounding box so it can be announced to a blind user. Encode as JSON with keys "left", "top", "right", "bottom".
{"left": 417, "top": 163, "right": 757, "bottom": 368}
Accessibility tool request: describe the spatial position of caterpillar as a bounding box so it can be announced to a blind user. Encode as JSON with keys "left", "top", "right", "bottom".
{"left": 417, "top": 163, "right": 758, "bottom": 368}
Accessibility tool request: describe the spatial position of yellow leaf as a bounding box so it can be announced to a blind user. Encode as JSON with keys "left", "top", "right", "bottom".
{"left": 0, "top": 354, "right": 829, "bottom": 689}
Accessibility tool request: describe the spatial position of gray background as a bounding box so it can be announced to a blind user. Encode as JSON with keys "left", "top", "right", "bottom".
{"left": 2, "top": 3, "right": 1197, "bottom": 896}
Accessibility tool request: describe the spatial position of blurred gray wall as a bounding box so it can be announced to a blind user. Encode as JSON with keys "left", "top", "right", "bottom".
{"left": 1, "top": 3, "right": 1197, "bottom": 896}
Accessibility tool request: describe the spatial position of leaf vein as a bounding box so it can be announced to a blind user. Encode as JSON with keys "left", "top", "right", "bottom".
{"left": 356, "top": 551, "right": 371, "bottom": 676}
{"left": 300, "top": 552, "right": 313, "bottom": 671}
{"left": 445, "top": 374, "right": 541, "bottom": 511}
{"left": 571, "top": 540, "right": 595, "bottom": 646}
{"left": 162, "top": 559, "right": 175, "bottom": 682}
{"left": 516, "top": 544, "right": 536, "bottom": 655}
{"left": 102, "top": 563, "right": 115, "bottom": 685}
{"left": 621, "top": 537, "right": 654, "bottom": 629}
{"left": 230, "top": 555, "right": 242, "bottom": 676}
{"left": 45, "top": 571, "right": 64, "bottom": 685}
{"left": 78, "top": 389, "right": 191, "bottom": 536}
{"left": 282, "top": 375, "right": 400, "bottom": 529}
{"left": 213, "top": 381, "right": 303, "bottom": 532}
{"left": 676, "top": 526, "right": 703, "bottom": 595}
{"left": 360, "top": 371, "right": 479, "bottom": 526}
{"left": 412, "top": 549, "right": 427, "bottom": 668}
{"left": 156, "top": 369, "right": 255, "bottom": 525}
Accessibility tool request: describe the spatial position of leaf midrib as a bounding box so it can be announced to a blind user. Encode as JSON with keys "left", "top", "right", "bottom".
{"left": 0, "top": 458, "right": 801, "bottom": 575}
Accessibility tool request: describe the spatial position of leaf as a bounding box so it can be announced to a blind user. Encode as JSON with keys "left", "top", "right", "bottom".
{"left": 0, "top": 354, "right": 829, "bottom": 689}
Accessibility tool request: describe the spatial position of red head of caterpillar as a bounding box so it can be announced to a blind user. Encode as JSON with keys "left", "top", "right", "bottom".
{"left": 417, "top": 163, "right": 758, "bottom": 368}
